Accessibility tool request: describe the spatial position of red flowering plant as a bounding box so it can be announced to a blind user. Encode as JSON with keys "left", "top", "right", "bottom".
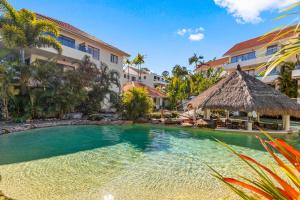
{"left": 211, "top": 129, "right": 300, "bottom": 200}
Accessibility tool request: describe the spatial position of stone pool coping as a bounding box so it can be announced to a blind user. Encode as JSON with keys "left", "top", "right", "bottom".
{"left": 0, "top": 119, "right": 134, "bottom": 135}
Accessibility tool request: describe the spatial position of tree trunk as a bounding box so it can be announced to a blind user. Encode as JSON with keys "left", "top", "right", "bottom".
{"left": 20, "top": 48, "right": 25, "bottom": 64}
{"left": 2, "top": 97, "right": 9, "bottom": 120}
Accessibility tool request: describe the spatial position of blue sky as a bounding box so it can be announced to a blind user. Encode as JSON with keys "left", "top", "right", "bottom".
{"left": 10, "top": 0, "right": 298, "bottom": 74}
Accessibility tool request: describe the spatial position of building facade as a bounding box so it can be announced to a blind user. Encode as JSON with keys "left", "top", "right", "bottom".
{"left": 198, "top": 25, "right": 300, "bottom": 102}
{"left": 28, "top": 13, "right": 129, "bottom": 90}
{"left": 10, "top": 13, "right": 130, "bottom": 110}
{"left": 122, "top": 66, "right": 167, "bottom": 88}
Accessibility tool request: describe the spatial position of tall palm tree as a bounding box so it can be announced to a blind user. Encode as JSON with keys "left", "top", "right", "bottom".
{"left": 132, "top": 53, "right": 145, "bottom": 82}
{"left": 0, "top": 0, "right": 62, "bottom": 64}
{"left": 188, "top": 53, "right": 204, "bottom": 71}
{"left": 125, "top": 58, "right": 132, "bottom": 82}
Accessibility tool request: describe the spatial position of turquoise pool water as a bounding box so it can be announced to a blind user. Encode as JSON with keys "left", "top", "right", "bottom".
{"left": 0, "top": 125, "right": 299, "bottom": 200}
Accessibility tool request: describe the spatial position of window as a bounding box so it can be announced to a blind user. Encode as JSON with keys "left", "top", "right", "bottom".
{"left": 78, "top": 43, "right": 87, "bottom": 52}
{"left": 266, "top": 45, "right": 278, "bottom": 55}
{"left": 58, "top": 35, "right": 75, "bottom": 48}
{"left": 154, "top": 76, "right": 157, "bottom": 80}
{"left": 231, "top": 51, "right": 256, "bottom": 63}
{"left": 124, "top": 74, "right": 127, "bottom": 78}
{"left": 132, "top": 76, "right": 136, "bottom": 81}
{"left": 88, "top": 46, "right": 100, "bottom": 60}
{"left": 110, "top": 54, "right": 118, "bottom": 64}
{"left": 144, "top": 76, "right": 147, "bottom": 80}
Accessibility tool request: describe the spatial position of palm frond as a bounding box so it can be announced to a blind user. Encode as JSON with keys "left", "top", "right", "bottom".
{"left": 35, "top": 35, "right": 62, "bottom": 54}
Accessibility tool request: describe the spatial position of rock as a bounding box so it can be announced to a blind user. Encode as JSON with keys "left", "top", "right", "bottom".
{"left": 63, "top": 113, "right": 83, "bottom": 120}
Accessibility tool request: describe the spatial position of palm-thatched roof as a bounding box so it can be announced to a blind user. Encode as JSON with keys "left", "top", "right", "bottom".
{"left": 188, "top": 68, "right": 300, "bottom": 117}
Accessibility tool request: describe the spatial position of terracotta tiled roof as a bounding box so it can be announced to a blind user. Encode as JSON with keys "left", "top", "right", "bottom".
{"left": 36, "top": 13, "right": 130, "bottom": 57}
{"left": 196, "top": 57, "right": 229, "bottom": 71}
{"left": 123, "top": 82, "right": 166, "bottom": 98}
{"left": 224, "top": 25, "right": 297, "bottom": 56}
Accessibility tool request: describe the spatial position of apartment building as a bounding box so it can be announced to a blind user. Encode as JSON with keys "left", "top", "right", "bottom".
{"left": 197, "top": 26, "right": 300, "bottom": 100}
{"left": 25, "top": 13, "right": 130, "bottom": 89}
{"left": 223, "top": 26, "right": 299, "bottom": 87}
{"left": 123, "top": 66, "right": 167, "bottom": 88}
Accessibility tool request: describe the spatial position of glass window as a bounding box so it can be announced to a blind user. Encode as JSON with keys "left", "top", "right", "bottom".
{"left": 78, "top": 43, "right": 87, "bottom": 52}
{"left": 88, "top": 46, "right": 100, "bottom": 60}
{"left": 132, "top": 76, "right": 136, "bottom": 81}
{"left": 58, "top": 35, "right": 75, "bottom": 48}
{"left": 230, "top": 52, "right": 256, "bottom": 63}
{"left": 124, "top": 74, "right": 126, "bottom": 78}
{"left": 266, "top": 45, "right": 278, "bottom": 55}
{"left": 144, "top": 76, "right": 146, "bottom": 79}
{"left": 110, "top": 54, "right": 118, "bottom": 64}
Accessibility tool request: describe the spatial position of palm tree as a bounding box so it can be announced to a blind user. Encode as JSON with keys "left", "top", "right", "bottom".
{"left": 132, "top": 53, "right": 145, "bottom": 82}
{"left": 0, "top": 0, "right": 62, "bottom": 64}
{"left": 278, "top": 62, "right": 298, "bottom": 98}
{"left": 73, "top": 55, "right": 98, "bottom": 87}
{"left": 124, "top": 58, "right": 132, "bottom": 82}
{"left": 0, "top": 63, "right": 19, "bottom": 119}
{"left": 188, "top": 53, "right": 204, "bottom": 71}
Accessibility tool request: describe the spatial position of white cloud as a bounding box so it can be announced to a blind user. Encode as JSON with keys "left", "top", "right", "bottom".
{"left": 214, "top": 0, "right": 298, "bottom": 24}
{"left": 189, "top": 33, "right": 205, "bottom": 41}
{"left": 177, "top": 27, "right": 205, "bottom": 42}
{"left": 177, "top": 28, "right": 187, "bottom": 36}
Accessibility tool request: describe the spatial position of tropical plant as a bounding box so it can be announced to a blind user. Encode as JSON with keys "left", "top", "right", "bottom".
{"left": 162, "top": 70, "right": 170, "bottom": 80}
{"left": 0, "top": 0, "right": 62, "bottom": 63}
{"left": 132, "top": 53, "right": 145, "bottom": 81}
{"left": 188, "top": 53, "right": 204, "bottom": 70}
{"left": 259, "top": 1, "right": 300, "bottom": 76}
{"left": 212, "top": 130, "right": 300, "bottom": 200}
{"left": 0, "top": 62, "right": 19, "bottom": 119}
{"left": 125, "top": 58, "right": 132, "bottom": 82}
{"left": 278, "top": 62, "right": 298, "bottom": 98}
{"left": 122, "top": 87, "right": 154, "bottom": 120}
{"left": 82, "top": 62, "right": 121, "bottom": 115}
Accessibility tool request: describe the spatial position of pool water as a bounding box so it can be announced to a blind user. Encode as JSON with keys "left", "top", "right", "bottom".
{"left": 0, "top": 125, "right": 299, "bottom": 200}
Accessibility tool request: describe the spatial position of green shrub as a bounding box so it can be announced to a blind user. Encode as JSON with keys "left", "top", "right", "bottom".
{"left": 122, "top": 87, "right": 154, "bottom": 120}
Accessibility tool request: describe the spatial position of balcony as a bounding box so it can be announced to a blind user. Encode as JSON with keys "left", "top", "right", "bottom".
{"left": 39, "top": 44, "right": 97, "bottom": 62}
{"left": 225, "top": 55, "right": 272, "bottom": 70}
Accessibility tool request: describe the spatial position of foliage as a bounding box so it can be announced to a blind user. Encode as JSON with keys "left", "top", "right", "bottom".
{"left": 162, "top": 70, "right": 170, "bottom": 80}
{"left": 0, "top": 0, "right": 62, "bottom": 63}
{"left": 81, "top": 61, "right": 120, "bottom": 115}
{"left": 212, "top": 130, "right": 300, "bottom": 200}
{"left": 259, "top": 1, "right": 300, "bottom": 76}
{"left": 166, "top": 64, "right": 222, "bottom": 109}
{"left": 0, "top": 62, "right": 19, "bottom": 119}
{"left": 132, "top": 53, "right": 145, "bottom": 81}
{"left": 278, "top": 62, "right": 298, "bottom": 98}
{"left": 122, "top": 87, "right": 154, "bottom": 120}
{"left": 188, "top": 53, "right": 204, "bottom": 70}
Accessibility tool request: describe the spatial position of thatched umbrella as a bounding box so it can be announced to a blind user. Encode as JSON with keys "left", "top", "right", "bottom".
{"left": 188, "top": 66, "right": 300, "bottom": 130}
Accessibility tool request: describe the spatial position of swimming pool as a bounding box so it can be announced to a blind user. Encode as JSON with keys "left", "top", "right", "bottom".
{"left": 0, "top": 125, "right": 299, "bottom": 199}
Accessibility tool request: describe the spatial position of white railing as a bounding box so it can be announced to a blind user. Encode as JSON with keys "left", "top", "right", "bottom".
{"left": 225, "top": 55, "right": 272, "bottom": 70}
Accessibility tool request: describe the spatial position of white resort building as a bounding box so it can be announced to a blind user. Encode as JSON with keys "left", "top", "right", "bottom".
{"left": 195, "top": 25, "right": 300, "bottom": 102}
{"left": 123, "top": 66, "right": 167, "bottom": 88}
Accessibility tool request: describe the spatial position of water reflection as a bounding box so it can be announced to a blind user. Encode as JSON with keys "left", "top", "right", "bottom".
{"left": 0, "top": 124, "right": 299, "bottom": 165}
